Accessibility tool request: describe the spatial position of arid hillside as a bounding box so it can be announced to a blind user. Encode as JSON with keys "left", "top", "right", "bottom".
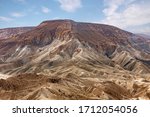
{"left": 0, "top": 20, "right": 150, "bottom": 100}
{"left": 0, "top": 27, "right": 34, "bottom": 40}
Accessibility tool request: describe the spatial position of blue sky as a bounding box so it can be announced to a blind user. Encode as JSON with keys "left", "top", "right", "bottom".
{"left": 0, "top": 0, "right": 150, "bottom": 34}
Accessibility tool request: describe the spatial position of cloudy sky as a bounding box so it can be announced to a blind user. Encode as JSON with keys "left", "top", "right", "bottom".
{"left": 0, "top": 0, "right": 150, "bottom": 34}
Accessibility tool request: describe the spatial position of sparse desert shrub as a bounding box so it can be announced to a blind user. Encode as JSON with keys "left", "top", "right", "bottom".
{"left": 47, "top": 76, "right": 61, "bottom": 83}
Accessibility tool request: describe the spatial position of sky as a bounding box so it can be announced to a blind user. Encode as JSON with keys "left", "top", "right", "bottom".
{"left": 0, "top": 0, "right": 150, "bottom": 34}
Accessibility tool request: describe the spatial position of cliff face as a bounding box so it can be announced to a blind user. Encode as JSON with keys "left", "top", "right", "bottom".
{"left": 0, "top": 20, "right": 150, "bottom": 100}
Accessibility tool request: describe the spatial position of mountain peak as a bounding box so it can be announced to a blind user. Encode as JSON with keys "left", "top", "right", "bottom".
{"left": 39, "top": 19, "right": 75, "bottom": 26}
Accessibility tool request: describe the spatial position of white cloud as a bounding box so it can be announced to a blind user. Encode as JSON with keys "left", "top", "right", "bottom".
{"left": 0, "top": 16, "right": 13, "bottom": 22}
{"left": 101, "top": 0, "right": 150, "bottom": 33}
{"left": 103, "top": 0, "right": 124, "bottom": 16}
{"left": 58, "top": 0, "right": 82, "bottom": 12}
{"left": 41, "top": 6, "right": 51, "bottom": 13}
{"left": 11, "top": 12, "right": 25, "bottom": 17}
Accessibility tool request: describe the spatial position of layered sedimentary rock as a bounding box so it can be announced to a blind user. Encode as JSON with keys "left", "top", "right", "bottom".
{"left": 0, "top": 27, "right": 34, "bottom": 39}
{"left": 0, "top": 20, "right": 149, "bottom": 100}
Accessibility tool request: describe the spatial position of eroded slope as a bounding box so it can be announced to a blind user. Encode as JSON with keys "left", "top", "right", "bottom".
{"left": 0, "top": 20, "right": 149, "bottom": 100}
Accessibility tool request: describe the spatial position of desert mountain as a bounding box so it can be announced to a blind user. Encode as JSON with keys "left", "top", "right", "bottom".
{"left": 0, "top": 27, "right": 34, "bottom": 40}
{"left": 0, "top": 20, "right": 150, "bottom": 100}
